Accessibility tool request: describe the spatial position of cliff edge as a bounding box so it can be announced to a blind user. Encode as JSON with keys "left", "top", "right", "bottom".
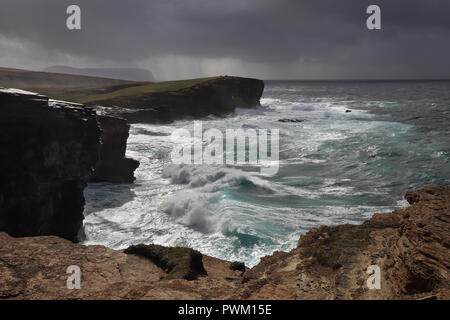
{"left": 85, "top": 76, "right": 265, "bottom": 123}
{"left": 0, "top": 88, "right": 100, "bottom": 242}
{"left": 1, "top": 185, "right": 448, "bottom": 300}
{"left": 1, "top": 69, "right": 265, "bottom": 124}
{"left": 0, "top": 88, "right": 139, "bottom": 242}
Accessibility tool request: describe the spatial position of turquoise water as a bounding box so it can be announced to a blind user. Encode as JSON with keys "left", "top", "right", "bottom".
{"left": 83, "top": 80, "right": 450, "bottom": 267}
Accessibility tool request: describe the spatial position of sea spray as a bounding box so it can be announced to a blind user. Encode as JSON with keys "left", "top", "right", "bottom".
{"left": 170, "top": 121, "right": 280, "bottom": 176}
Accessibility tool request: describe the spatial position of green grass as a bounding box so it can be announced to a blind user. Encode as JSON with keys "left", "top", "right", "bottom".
{"left": 0, "top": 67, "right": 134, "bottom": 88}
{"left": 0, "top": 67, "right": 145, "bottom": 102}
{"left": 0, "top": 67, "right": 223, "bottom": 104}
{"left": 77, "top": 77, "right": 220, "bottom": 104}
{"left": 25, "top": 82, "right": 144, "bottom": 103}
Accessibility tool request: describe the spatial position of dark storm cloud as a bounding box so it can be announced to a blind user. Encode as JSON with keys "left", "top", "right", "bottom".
{"left": 0, "top": 0, "right": 449, "bottom": 79}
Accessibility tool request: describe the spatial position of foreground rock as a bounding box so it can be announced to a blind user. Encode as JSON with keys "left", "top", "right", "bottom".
{"left": 91, "top": 115, "right": 139, "bottom": 183}
{"left": 124, "top": 244, "right": 207, "bottom": 280}
{"left": 0, "top": 233, "right": 240, "bottom": 300}
{"left": 90, "top": 76, "right": 265, "bottom": 123}
{"left": 236, "top": 184, "right": 449, "bottom": 299}
{"left": 0, "top": 185, "right": 448, "bottom": 300}
{"left": 0, "top": 88, "right": 100, "bottom": 242}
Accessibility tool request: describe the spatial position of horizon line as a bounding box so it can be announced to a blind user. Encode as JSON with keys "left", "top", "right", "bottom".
{"left": 262, "top": 78, "right": 450, "bottom": 82}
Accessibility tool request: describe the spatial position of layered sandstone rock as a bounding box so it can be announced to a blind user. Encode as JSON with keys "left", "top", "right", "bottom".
{"left": 0, "top": 88, "right": 140, "bottom": 242}
{"left": 0, "top": 232, "right": 241, "bottom": 300}
{"left": 91, "top": 115, "right": 139, "bottom": 183}
{"left": 0, "top": 185, "right": 448, "bottom": 300}
{"left": 235, "top": 184, "right": 449, "bottom": 300}
{"left": 0, "top": 88, "right": 101, "bottom": 242}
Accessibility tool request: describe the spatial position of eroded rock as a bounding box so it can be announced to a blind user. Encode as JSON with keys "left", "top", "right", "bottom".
{"left": 92, "top": 115, "right": 139, "bottom": 183}
{"left": 278, "top": 118, "right": 305, "bottom": 123}
{"left": 230, "top": 261, "right": 246, "bottom": 273}
{"left": 235, "top": 185, "right": 449, "bottom": 300}
{"left": 0, "top": 185, "right": 448, "bottom": 300}
{"left": 124, "top": 244, "right": 208, "bottom": 280}
{"left": 0, "top": 88, "right": 100, "bottom": 242}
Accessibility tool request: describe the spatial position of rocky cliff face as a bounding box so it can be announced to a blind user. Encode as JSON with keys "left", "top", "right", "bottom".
{"left": 0, "top": 88, "right": 101, "bottom": 242}
{"left": 0, "top": 88, "right": 140, "bottom": 241}
{"left": 92, "top": 76, "right": 265, "bottom": 123}
{"left": 91, "top": 115, "right": 139, "bottom": 183}
{"left": 236, "top": 184, "right": 449, "bottom": 300}
{"left": 1, "top": 185, "right": 448, "bottom": 300}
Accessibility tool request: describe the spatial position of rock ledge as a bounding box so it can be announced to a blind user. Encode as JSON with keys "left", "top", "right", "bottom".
{"left": 0, "top": 185, "right": 448, "bottom": 300}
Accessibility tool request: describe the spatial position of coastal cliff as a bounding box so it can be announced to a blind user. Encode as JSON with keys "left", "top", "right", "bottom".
{"left": 92, "top": 115, "right": 139, "bottom": 183}
{"left": 1, "top": 185, "right": 448, "bottom": 300}
{"left": 1, "top": 69, "right": 265, "bottom": 123}
{"left": 0, "top": 89, "right": 139, "bottom": 242}
{"left": 237, "top": 184, "right": 449, "bottom": 299}
{"left": 0, "top": 88, "right": 100, "bottom": 242}
{"left": 0, "top": 76, "right": 263, "bottom": 242}
{"left": 86, "top": 76, "right": 265, "bottom": 123}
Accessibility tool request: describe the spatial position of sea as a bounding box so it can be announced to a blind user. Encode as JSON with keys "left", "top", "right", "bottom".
{"left": 82, "top": 80, "right": 450, "bottom": 267}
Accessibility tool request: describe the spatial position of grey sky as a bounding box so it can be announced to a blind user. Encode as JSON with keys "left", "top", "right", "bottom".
{"left": 0, "top": 0, "right": 449, "bottom": 80}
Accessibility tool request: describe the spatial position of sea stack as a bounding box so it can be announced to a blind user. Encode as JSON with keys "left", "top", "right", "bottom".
{"left": 92, "top": 115, "right": 140, "bottom": 183}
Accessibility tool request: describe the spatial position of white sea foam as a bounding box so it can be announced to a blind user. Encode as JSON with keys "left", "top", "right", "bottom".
{"left": 161, "top": 190, "right": 221, "bottom": 233}
{"left": 0, "top": 87, "right": 39, "bottom": 95}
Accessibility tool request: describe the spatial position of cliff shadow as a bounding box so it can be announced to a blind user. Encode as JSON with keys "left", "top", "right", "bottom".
{"left": 83, "top": 182, "right": 136, "bottom": 216}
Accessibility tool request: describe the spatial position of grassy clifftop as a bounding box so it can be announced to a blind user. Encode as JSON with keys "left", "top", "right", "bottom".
{"left": 0, "top": 67, "right": 221, "bottom": 103}
{"left": 0, "top": 67, "right": 264, "bottom": 123}
{"left": 0, "top": 67, "right": 138, "bottom": 88}
{"left": 0, "top": 67, "right": 144, "bottom": 102}
{"left": 76, "top": 77, "right": 220, "bottom": 104}
{"left": 89, "top": 76, "right": 264, "bottom": 123}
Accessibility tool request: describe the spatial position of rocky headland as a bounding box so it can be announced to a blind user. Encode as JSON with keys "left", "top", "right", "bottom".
{"left": 87, "top": 76, "right": 265, "bottom": 123}
{"left": 1, "top": 69, "right": 266, "bottom": 124}
{"left": 0, "top": 88, "right": 139, "bottom": 242}
{"left": 0, "top": 185, "right": 448, "bottom": 300}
